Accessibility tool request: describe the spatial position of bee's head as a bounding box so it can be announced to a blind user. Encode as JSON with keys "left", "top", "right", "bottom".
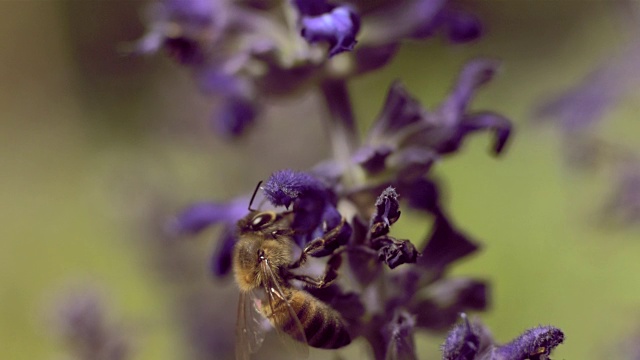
{"left": 247, "top": 211, "right": 277, "bottom": 230}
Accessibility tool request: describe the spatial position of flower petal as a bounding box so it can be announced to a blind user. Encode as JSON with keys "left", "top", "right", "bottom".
{"left": 209, "top": 225, "right": 237, "bottom": 277}
{"left": 442, "top": 313, "right": 481, "bottom": 360}
{"left": 419, "top": 215, "right": 479, "bottom": 273}
{"left": 300, "top": 6, "right": 361, "bottom": 57}
{"left": 211, "top": 96, "right": 257, "bottom": 138}
{"left": 169, "top": 202, "right": 230, "bottom": 235}
{"left": 413, "top": 278, "right": 488, "bottom": 331}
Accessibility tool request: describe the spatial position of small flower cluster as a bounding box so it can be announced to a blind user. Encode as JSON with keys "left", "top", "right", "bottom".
{"left": 130, "top": 0, "right": 566, "bottom": 359}
{"left": 168, "top": 53, "right": 565, "bottom": 357}
{"left": 443, "top": 314, "right": 564, "bottom": 360}
{"left": 135, "top": 0, "right": 482, "bottom": 138}
{"left": 534, "top": 28, "right": 640, "bottom": 227}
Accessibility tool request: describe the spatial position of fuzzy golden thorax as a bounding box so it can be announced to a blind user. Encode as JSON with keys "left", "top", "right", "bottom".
{"left": 233, "top": 211, "right": 296, "bottom": 292}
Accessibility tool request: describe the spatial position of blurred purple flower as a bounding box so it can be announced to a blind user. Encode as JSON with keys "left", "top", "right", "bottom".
{"left": 299, "top": 5, "right": 360, "bottom": 57}
{"left": 134, "top": 0, "right": 488, "bottom": 139}
{"left": 601, "top": 159, "right": 640, "bottom": 227}
{"left": 51, "top": 287, "right": 131, "bottom": 360}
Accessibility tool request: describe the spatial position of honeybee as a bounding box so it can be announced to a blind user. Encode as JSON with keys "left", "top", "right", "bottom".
{"left": 233, "top": 191, "right": 351, "bottom": 360}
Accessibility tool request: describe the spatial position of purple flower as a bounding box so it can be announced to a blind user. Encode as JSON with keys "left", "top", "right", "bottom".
{"left": 51, "top": 287, "right": 131, "bottom": 360}
{"left": 168, "top": 197, "right": 248, "bottom": 276}
{"left": 262, "top": 169, "right": 328, "bottom": 208}
{"left": 442, "top": 316, "right": 564, "bottom": 360}
{"left": 370, "top": 187, "right": 401, "bottom": 237}
{"left": 442, "top": 313, "right": 481, "bottom": 360}
{"left": 299, "top": 5, "right": 361, "bottom": 57}
{"left": 494, "top": 326, "right": 565, "bottom": 360}
{"left": 357, "top": 0, "right": 483, "bottom": 47}
{"left": 352, "top": 60, "right": 512, "bottom": 185}
{"left": 372, "top": 236, "right": 419, "bottom": 269}
{"left": 168, "top": 198, "right": 248, "bottom": 236}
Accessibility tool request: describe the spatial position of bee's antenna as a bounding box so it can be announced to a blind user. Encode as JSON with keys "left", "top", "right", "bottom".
{"left": 248, "top": 181, "right": 263, "bottom": 212}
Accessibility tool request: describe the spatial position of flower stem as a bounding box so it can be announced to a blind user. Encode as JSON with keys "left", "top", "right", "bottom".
{"left": 320, "top": 79, "right": 359, "bottom": 185}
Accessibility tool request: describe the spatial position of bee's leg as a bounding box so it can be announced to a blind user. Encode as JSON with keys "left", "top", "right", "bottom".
{"left": 289, "top": 253, "right": 342, "bottom": 288}
{"left": 288, "top": 217, "right": 346, "bottom": 270}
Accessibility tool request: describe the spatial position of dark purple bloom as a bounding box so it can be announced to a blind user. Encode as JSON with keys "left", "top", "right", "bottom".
{"left": 370, "top": 186, "right": 401, "bottom": 238}
{"left": 534, "top": 44, "right": 640, "bottom": 133}
{"left": 52, "top": 287, "right": 131, "bottom": 360}
{"left": 263, "top": 169, "right": 328, "bottom": 208}
{"left": 372, "top": 236, "right": 419, "bottom": 269}
{"left": 442, "top": 313, "right": 481, "bottom": 360}
{"left": 211, "top": 96, "right": 257, "bottom": 138}
{"left": 441, "top": 9, "right": 483, "bottom": 43}
{"left": 209, "top": 226, "right": 236, "bottom": 276}
{"left": 299, "top": 5, "right": 361, "bottom": 57}
{"left": 360, "top": 60, "right": 512, "bottom": 184}
{"left": 263, "top": 169, "right": 350, "bottom": 248}
{"left": 494, "top": 326, "right": 564, "bottom": 360}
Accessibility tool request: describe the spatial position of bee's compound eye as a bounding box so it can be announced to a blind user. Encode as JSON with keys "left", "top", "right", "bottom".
{"left": 251, "top": 212, "right": 275, "bottom": 228}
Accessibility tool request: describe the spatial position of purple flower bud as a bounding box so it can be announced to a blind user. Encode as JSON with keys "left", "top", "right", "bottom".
{"left": 495, "top": 326, "right": 564, "bottom": 360}
{"left": 442, "top": 10, "right": 483, "bottom": 44}
{"left": 263, "top": 169, "right": 326, "bottom": 208}
{"left": 442, "top": 313, "right": 480, "bottom": 360}
{"left": 372, "top": 236, "right": 418, "bottom": 269}
{"left": 300, "top": 5, "right": 361, "bottom": 57}
{"left": 384, "top": 310, "right": 418, "bottom": 360}
{"left": 371, "top": 187, "right": 401, "bottom": 238}
{"left": 211, "top": 96, "right": 258, "bottom": 138}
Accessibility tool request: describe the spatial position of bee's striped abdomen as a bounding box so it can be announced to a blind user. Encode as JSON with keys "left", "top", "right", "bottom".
{"left": 287, "top": 291, "right": 351, "bottom": 349}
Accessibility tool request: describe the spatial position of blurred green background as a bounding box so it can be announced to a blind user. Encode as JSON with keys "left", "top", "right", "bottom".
{"left": 1, "top": 1, "right": 639, "bottom": 359}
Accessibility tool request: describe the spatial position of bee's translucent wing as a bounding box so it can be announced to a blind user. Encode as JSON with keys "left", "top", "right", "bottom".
{"left": 236, "top": 290, "right": 267, "bottom": 360}
{"left": 261, "top": 260, "right": 310, "bottom": 359}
